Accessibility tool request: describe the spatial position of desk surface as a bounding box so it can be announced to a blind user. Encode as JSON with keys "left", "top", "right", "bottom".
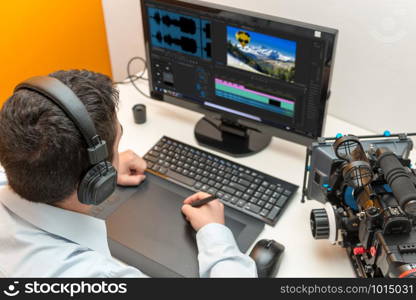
{"left": 116, "top": 79, "right": 373, "bottom": 277}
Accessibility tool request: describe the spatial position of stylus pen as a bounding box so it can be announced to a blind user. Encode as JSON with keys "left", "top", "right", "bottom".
{"left": 191, "top": 195, "right": 217, "bottom": 207}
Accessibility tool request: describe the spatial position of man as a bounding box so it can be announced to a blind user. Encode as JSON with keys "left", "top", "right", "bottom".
{"left": 0, "top": 70, "right": 257, "bottom": 277}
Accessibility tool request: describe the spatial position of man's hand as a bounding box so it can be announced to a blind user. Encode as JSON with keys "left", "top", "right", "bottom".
{"left": 117, "top": 150, "right": 147, "bottom": 186}
{"left": 181, "top": 192, "right": 225, "bottom": 231}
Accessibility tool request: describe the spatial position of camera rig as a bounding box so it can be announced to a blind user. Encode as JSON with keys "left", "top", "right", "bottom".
{"left": 302, "top": 132, "right": 416, "bottom": 278}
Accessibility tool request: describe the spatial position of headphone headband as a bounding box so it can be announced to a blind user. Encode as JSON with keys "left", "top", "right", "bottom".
{"left": 14, "top": 76, "right": 108, "bottom": 164}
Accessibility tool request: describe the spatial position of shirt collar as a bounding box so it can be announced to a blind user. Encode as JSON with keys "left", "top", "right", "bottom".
{"left": 0, "top": 186, "right": 111, "bottom": 258}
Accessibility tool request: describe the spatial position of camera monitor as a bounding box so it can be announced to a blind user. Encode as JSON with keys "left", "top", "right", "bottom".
{"left": 141, "top": 0, "right": 338, "bottom": 156}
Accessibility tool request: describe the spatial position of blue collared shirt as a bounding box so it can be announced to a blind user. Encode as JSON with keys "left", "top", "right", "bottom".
{"left": 0, "top": 184, "right": 256, "bottom": 278}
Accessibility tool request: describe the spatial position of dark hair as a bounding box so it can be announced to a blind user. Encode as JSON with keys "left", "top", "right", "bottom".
{"left": 0, "top": 70, "right": 119, "bottom": 203}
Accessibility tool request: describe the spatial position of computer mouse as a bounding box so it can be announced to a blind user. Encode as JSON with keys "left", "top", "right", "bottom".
{"left": 249, "top": 239, "right": 285, "bottom": 278}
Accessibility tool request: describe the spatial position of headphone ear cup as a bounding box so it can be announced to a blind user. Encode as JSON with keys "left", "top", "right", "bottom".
{"left": 78, "top": 161, "right": 117, "bottom": 205}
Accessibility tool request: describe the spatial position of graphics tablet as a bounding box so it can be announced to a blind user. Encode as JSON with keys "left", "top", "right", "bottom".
{"left": 106, "top": 172, "right": 265, "bottom": 277}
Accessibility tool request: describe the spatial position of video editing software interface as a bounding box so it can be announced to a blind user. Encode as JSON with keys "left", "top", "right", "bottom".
{"left": 142, "top": 0, "right": 336, "bottom": 139}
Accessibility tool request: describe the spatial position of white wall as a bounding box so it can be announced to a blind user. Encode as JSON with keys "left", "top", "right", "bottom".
{"left": 103, "top": 0, "right": 416, "bottom": 133}
{"left": 102, "top": 0, "right": 145, "bottom": 81}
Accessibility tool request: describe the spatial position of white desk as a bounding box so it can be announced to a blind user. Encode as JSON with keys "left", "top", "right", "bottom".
{"left": 116, "top": 79, "right": 374, "bottom": 277}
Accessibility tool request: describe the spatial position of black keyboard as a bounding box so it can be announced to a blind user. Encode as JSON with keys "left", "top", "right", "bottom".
{"left": 143, "top": 136, "right": 298, "bottom": 225}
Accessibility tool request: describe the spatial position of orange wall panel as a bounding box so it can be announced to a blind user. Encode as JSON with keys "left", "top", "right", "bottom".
{"left": 0, "top": 0, "right": 112, "bottom": 106}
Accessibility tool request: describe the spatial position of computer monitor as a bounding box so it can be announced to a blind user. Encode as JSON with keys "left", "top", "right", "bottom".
{"left": 140, "top": 0, "right": 338, "bottom": 156}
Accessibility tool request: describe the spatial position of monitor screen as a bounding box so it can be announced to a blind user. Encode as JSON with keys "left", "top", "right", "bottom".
{"left": 141, "top": 0, "right": 338, "bottom": 146}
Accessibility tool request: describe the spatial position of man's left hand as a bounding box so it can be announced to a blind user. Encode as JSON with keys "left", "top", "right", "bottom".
{"left": 117, "top": 150, "right": 147, "bottom": 186}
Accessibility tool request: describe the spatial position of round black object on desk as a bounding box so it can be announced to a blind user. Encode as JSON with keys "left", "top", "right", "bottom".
{"left": 132, "top": 104, "right": 146, "bottom": 124}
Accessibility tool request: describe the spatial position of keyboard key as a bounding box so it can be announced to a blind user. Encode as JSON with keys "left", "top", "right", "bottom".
{"left": 241, "top": 173, "right": 254, "bottom": 182}
{"left": 260, "top": 208, "right": 270, "bottom": 217}
{"left": 230, "top": 196, "right": 238, "bottom": 204}
{"left": 148, "top": 150, "right": 159, "bottom": 157}
{"left": 245, "top": 203, "right": 261, "bottom": 214}
{"left": 223, "top": 194, "right": 232, "bottom": 202}
{"left": 221, "top": 196, "right": 230, "bottom": 202}
{"left": 272, "top": 192, "right": 280, "bottom": 198}
{"left": 246, "top": 189, "right": 254, "bottom": 195}
{"left": 237, "top": 200, "right": 246, "bottom": 207}
{"left": 249, "top": 197, "right": 258, "bottom": 203}
{"left": 250, "top": 183, "right": 258, "bottom": 190}
{"left": 201, "top": 185, "right": 209, "bottom": 192}
{"left": 238, "top": 178, "right": 250, "bottom": 187}
{"left": 222, "top": 186, "right": 236, "bottom": 195}
{"left": 261, "top": 181, "right": 270, "bottom": 187}
{"left": 208, "top": 188, "right": 217, "bottom": 195}
{"left": 145, "top": 155, "right": 158, "bottom": 163}
{"left": 261, "top": 194, "right": 269, "bottom": 201}
{"left": 277, "top": 195, "right": 288, "bottom": 207}
{"left": 267, "top": 207, "right": 281, "bottom": 220}
{"left": 166, "top": 169, "right": 195, "bottom": 186}
{"left": 283, "top": 190, "right": 292, "bottom": 196}
{"left": 194, "top": 182, "right": 203, "bottom": 189}
{"left": 159, "top": 167, "right": 167, "bottom": 174}
{"left": 229, "top": 182, "right": 246, "bottom": 192}
{"left": 222, "top": 179, "right": 230, "bottom": 185}
{"left": 269, "top": 197, "right": 278, "bottom": 205}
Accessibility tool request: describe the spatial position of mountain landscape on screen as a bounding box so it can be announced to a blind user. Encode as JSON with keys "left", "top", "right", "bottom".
{"left": 227, "top": 26, "right": 296, "bottom": 82}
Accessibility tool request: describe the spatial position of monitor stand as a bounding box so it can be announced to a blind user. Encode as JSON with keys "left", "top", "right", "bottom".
{"left": 194, "top": 116, "right": 271, "bottom": 157}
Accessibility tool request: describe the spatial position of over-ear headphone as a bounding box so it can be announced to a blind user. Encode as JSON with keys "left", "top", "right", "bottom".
{"left": 14, "top": 76, "right": 117, "bottom": 205}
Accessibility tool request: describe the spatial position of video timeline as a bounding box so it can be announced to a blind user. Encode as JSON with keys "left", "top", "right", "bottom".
{"left": 148, "top": 7, "right": 211, "bottom": 60}
{"left": 215, "top": 78, "right": 295, "bottom": 118}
